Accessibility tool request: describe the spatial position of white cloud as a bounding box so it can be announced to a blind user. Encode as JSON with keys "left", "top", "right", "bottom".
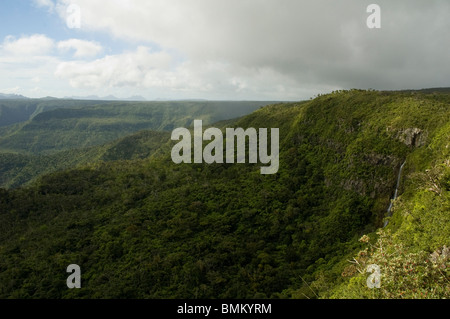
{"left": 33, "top": 0, "right": 55, "bottom": 11}
{"left": 0, "top": 35, "right": 64, "bottom": 98}
{"left": 57, "top": 39, "right": 103, "bottom": 58}
{"left": 3, "top": 1, "right": 450, "bottom": 100}
{"left": 2, "top": 87, "right": 21, "bottom": 94}
{"left": 2, "top": 34, "right": 55, "bottom": 56}
{"left": 55, "top": 46, "right": 174, "bottom": 89}
{"left": 49, "top": 0, "right": 450, "bottom": 94}
{"left": 53, "top": 45, "right": 316, "bottom": 100}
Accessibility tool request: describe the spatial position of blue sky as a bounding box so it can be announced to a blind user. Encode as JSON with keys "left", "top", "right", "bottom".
{"left": 0, "top": 0, "right": 146, "bottom": 61}
{"left": 0, "top": 0, "right": 177, "bottom": 99}
{"left": 0, "top": 0, "right": 449, "bottom": 100}
{"left": 0, "top": 1, "right": 65, "bottom": 39}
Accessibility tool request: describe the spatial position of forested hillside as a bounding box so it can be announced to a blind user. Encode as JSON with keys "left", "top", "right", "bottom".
{"left": 0, "top": 130, "right": 170, "bottom": 189}
{"left": 0, "top": 100, "right": 271, "bottom": 154}
{"left": 0, "top": 90, "right": 448, "bottom": 298}
{"left": 0, "top": 100, "right": 274, "bottom": 188}
{"left": 0, "top": 99, "right": 111, "bottom": 128}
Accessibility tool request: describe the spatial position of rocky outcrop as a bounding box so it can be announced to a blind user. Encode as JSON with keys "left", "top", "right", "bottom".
{"left": 396, "top": 128, "right": 428, "bottom": 147}
{"left": 364, "top": 153, "right": 397, "bottom": 166}
{"left": 430, "top": 245, "right": 450, "bottom": 264}
{"left": 341, "top": 178, "right": 367, "bottom": 195}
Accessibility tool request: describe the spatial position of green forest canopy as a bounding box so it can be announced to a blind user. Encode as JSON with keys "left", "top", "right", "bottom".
{"left": 0, "top": 89, "right": 448, "bottom": 298}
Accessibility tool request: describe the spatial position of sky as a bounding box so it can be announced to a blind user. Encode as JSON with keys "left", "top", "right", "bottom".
{"left": 0, "top": 0, "right": 449, "bottom": 100}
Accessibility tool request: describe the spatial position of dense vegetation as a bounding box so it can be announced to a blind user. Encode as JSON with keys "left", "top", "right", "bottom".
{"left": 0, "top": 100, "right": 273, "bottom": 188}
{"left": 0, "top": 131, "right": 170, "bottom": 189}
{"left": 0, "top": 100, "right": 272, "bottom": 154}
{"left": 0, "top": 90, "right": 448, "bottom": 298}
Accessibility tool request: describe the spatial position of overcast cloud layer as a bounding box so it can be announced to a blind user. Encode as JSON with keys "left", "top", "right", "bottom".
{"left": 1, "top": 0, "right": 449, "bottom": 100}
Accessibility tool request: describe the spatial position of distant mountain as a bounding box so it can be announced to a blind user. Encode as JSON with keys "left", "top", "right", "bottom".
{"left": 39, "top": 96, "right": 60, "bottom": 100}
{"left": 154, "top": 97, "right": 209, "bottom": 102}
{"left": 124, "top": 95, "right": 147, "bottom": 101}
{"left": 0, "top": 93, "right": 28, "bottom": 100}
{"left": 65, "top": 95, "right": 110, "bottom": 100}
{"left": 66, "top": 95, "right": 147, "bottom": 101}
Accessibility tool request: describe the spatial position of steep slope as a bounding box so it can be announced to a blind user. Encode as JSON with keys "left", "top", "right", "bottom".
{"left": 0, "top": 90, "right": 448, "bottom": 298}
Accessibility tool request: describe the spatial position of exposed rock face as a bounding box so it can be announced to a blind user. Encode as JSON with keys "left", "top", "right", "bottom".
{"left": 364, "top": 153, "right": 397, "bottom": 166}
{"left": 341, "top": 178, "right": 366, "bottom": 195}
{"left": 396, "top": 128, "right": 428, "bottom": 147}
{"left": 340, "top": 177, "right": 393, "bottom": 199}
